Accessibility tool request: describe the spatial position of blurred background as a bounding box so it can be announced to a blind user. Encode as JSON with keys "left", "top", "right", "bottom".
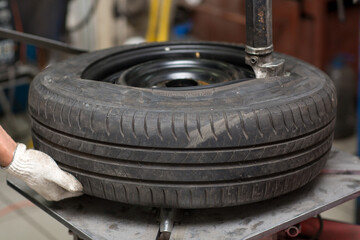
{"left": 0, "top": 0, "right": 359, "bottom": 239}
{"left": 1, "top": 0, "right": 359, "bottom": 143}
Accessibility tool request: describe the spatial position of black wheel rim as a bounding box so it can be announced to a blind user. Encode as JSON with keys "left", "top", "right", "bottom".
{"left": 82, "top": 43, "right": 255, "bottom": 89}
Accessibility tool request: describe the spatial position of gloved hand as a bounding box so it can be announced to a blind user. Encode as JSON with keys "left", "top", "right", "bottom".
{"left": 6, "top": 143, "right": 83, "bottom": 201}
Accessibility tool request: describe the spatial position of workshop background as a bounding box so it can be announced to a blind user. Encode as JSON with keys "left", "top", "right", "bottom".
{"left": 0, "top": 0, "right": 359, "bottom": 239}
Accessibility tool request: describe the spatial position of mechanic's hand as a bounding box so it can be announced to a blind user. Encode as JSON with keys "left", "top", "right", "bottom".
{"left": 6, "top": 143, "right": 83, "bottom": 201}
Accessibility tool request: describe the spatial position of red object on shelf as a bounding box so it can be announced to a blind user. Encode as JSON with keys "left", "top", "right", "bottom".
{"left": 301, "top": 217, "right": 360, "bottom": 240}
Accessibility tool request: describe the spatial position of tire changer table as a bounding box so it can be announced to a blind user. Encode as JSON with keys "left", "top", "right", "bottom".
{"left": 7, "top": 149, "right": 360, "bottom": 240}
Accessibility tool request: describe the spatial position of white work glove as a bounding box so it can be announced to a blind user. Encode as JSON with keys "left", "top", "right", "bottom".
{"left": 6, "top": 143, "right": 83, "bottom": 201}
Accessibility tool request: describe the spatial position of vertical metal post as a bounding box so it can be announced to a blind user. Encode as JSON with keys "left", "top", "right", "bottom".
{"left": 245, "top": 0, "right": 273, "bottom": 56}
{"left": 245, "top": 0, "right": 284, "bottom": 78}
{"left": 159, "top": 208, "right": 175, "bottom": 233}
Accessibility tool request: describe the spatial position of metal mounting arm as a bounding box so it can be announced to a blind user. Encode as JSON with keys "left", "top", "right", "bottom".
{"left": 0, "top": 27, "right": 87, "bottom": 55}
{"left": 245, "top": 0, "right": 273, "bottom": 55}
{"left": 245, "top": 0, "right": 284, "bottom": 78}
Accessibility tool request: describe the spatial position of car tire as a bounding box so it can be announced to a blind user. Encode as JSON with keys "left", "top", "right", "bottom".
{"left": 29, "top": 42, "right": 337, "bottom": 208}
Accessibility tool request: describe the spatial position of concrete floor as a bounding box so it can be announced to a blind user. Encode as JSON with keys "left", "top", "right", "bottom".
{"left": 0, "top": 170, "right": 72, "bottom": 240}
{"left": 0, "top": 114, "right": 358, "bottom": 239}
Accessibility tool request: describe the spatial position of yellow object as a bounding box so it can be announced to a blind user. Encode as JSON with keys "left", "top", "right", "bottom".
{"left": 146, "top": 0, "right": 172, "bottom": 42}
{"left": 157, "top": 0, "right": 172, "bottom": 42}
{"left": 146, "top": 0, "right": 159, "bottom": 42}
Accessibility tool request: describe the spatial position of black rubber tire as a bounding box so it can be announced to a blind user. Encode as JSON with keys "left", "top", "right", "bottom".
{"left": 28, "top": 42, "right": 337, "bottom": 208}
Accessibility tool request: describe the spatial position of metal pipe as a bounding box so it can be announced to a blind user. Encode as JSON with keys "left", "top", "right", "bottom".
{"left": 244, "top": 0, "right": 284, "bottom": 78}
{"left": 159, "top": 208, "right": 175, "bottom": 233}
{"left": 0, "top": 27, "right": 87, "bottom": 55}
{"left": 245, "top": 0, "right": 273, "bottom": 56}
